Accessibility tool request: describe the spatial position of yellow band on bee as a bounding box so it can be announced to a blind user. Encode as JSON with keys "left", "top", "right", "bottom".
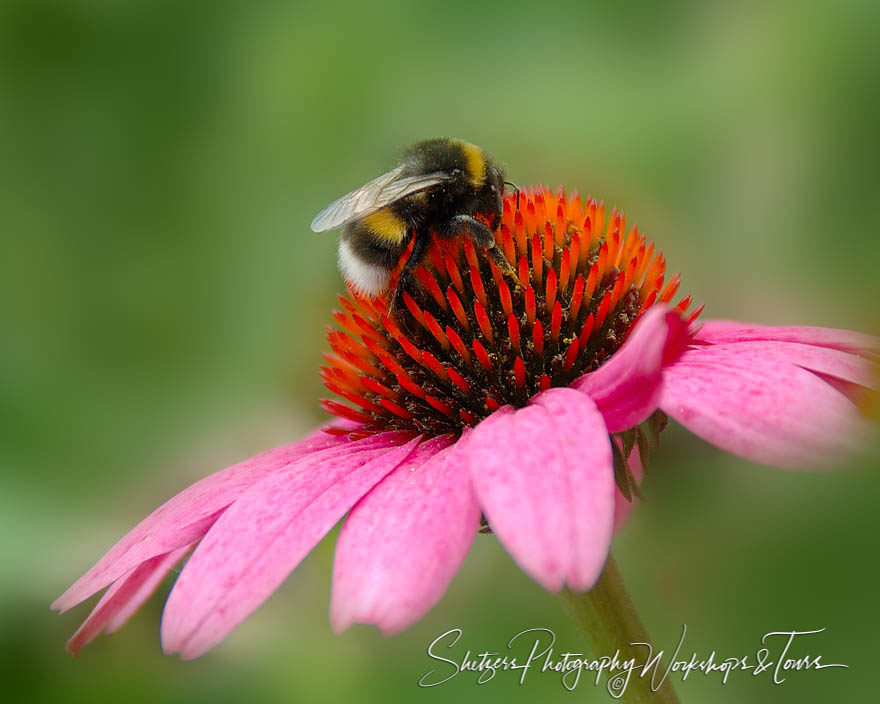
{"left": 363, "top": 208, "right": 407, "bottom": 244}
{"left": 459, "top": 141, "right": 486, "bottom": 187}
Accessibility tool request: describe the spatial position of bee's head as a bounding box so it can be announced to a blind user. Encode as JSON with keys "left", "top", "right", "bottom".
{"left": 486, "top": 162, "right": 505, "bottom": 215}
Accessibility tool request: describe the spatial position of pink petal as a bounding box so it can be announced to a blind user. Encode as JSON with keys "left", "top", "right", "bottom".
{"left": 104, "top": 549, "right": 191, "bottom": 635}
{"left": 66, "top": 545, "right": 192, "bottom": 655}
{"left": 161, "top": 434, "right": 422, "bottom": 659}
{"left": 612, "top": 443, "right": 644, "bottom": 535}
{"left": 661, "top": 356, "right": 875, "bottom": 469}
{"left": 52, "top": 428, "right": 388, "bottom": 613}
{"left": 573, "top": 306, "right": 688, "bottom": 433}
{"left": 468, "top": 388, "right": 615, "bottom": 592}
{"left": 330, "top": 434, "right": 479, "bottom": 635}
{"left": 694, "top": 321, "right": 880, "bottom": 356}
{"left": 680, "top": 341, "right": 878, "bottom": 391}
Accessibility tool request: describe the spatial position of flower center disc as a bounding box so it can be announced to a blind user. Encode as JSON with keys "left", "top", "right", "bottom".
{"left": 321, "top": 186, "right": 700, "bottom": 438}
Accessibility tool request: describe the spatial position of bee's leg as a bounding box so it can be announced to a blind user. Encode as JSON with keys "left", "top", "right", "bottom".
{"left": 445, "top": 215, "right": 520, "bottom": 287}
{"left": 389, "top": 230, "right": 431, "bottom": 315}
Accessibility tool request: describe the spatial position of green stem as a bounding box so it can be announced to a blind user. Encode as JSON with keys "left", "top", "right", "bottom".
{"left": 561, "top": 554, "right": 680, "bottom": 703}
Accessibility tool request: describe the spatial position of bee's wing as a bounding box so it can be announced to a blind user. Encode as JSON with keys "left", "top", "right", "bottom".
{"left": 310, "top": 166, "right": 453, "bottom": 233}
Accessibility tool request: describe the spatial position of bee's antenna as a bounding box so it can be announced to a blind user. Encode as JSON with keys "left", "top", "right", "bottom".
{"left": 504, "top": 180, "right": 521, "bottom": 212}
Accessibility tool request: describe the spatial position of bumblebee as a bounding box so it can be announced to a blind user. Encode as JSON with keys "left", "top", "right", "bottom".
{"left": 311, "top": 138, "right": 512, "bottom": 302}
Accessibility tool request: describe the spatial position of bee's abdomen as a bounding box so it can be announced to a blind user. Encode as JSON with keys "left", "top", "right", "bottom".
{"left": 361, "top": 208, "right": 408, "bottom": 245}
{"left": 338, "top": 219, "right": 408, "bottom": 296}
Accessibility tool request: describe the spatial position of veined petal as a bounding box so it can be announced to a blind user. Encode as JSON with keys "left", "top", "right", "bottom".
{"left": 104, "top": 547, "right": 191, "bottom": 634}
{"left": 694, "top": 321, "right": 880, "bottom": 356}
{"left": 661, "top": 356, "right": 874, "bottom": 469}
{"left": 66, "top": 545, "right": 192, "bottom": 655}
{"left": 573, "top": 306, "right": 688, "bottom": 433}
{"left": 679, "top": 341, "right": 878, "bottom": 391}
{"left": 52, "top": 428, "right": 385, "bottom": 613}
{"left": 468, "top": 388, "right": 614, "bottom": 592}
{"left": 330, "top": 434, "right": 478, "bottom": 635}
{"left": 161, "top": 433, "right": 421, "bottom": 659}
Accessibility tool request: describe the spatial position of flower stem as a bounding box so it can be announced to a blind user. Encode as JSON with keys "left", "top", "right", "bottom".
{"left": 561, "top": 554, "right": 680, "bottom": 703}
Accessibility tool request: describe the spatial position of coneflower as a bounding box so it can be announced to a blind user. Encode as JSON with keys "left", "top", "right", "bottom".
{"left": 53, "top": 186, "right": 877, "bottom": 666}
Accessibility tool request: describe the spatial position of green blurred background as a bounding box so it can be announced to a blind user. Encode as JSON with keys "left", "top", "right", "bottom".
{"left": 2, "top": 0, "right": 878, "bottom": 702}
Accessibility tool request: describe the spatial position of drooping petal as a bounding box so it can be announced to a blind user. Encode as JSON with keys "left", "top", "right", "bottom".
{"left": 468, "top": 388, "right": 615, "bottom": 592}
{"left": 330, "top": 434, "right": 478, "bottom": 635}
{"left": 66, "top": 545, "right": 192, "bottom": 655}
{"left": 661, "top": 356, "right": 875, "bottom": 469}
{"left": 161, "top": 433, "right": 421, "bottom": 659}
{"left": 573, "top": 306, "right": 688, "bottom": 433}
{"left": 694, "top": 321, "right": 880, "bottom": 356}
{"left": 104, "top": 547, "right": 191, "bottom": 634}
{"left": 52, "top": 428, "right": 386, "bottom": 613}
{"left": 679, "top": 341, "right": 878, "bottom": 391}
